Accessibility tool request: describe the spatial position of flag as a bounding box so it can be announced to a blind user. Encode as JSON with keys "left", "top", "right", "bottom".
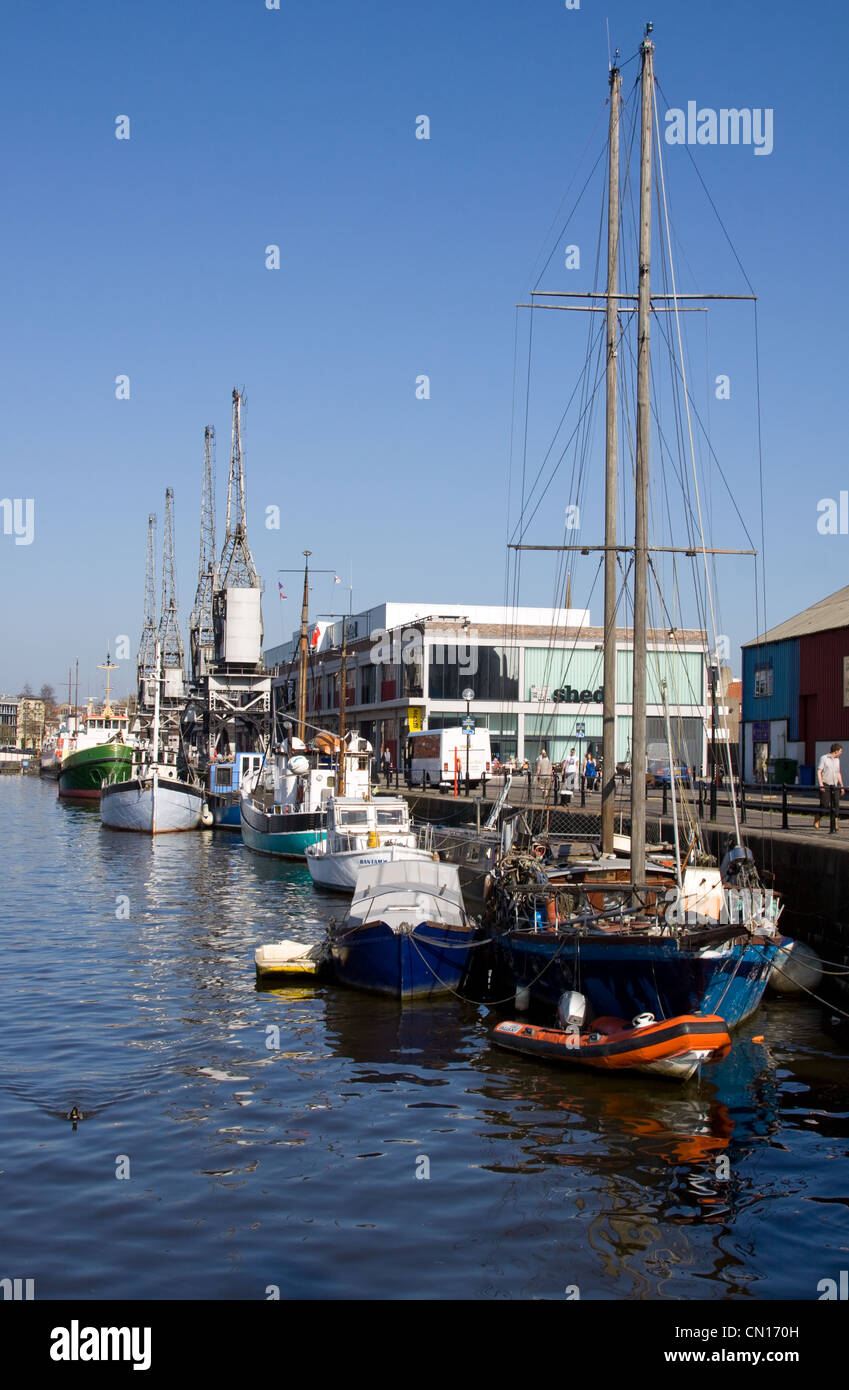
{"left": 278, "top": 582, "right": 286, "bottom": 600}
{"left": 333, "top": 575, "right": 341, "bottom": 584}
{"left": 311, "top": 624, "right": 320, "bottom": 649}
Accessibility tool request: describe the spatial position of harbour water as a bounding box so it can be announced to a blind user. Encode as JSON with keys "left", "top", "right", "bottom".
{"left": 2, "top": 775, "right": 848, "bottom": 1301}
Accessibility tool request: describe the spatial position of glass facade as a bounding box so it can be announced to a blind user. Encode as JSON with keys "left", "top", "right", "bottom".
{"left": 428, "top": 645, "right": 519, "bottom": 702}
{"left": 426, "top": 711, "right": 518, "bottom": 761}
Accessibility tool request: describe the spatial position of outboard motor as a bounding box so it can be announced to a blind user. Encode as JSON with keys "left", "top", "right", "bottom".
{"left": 557, "top": 990, "right": 587, "bottom": 1032}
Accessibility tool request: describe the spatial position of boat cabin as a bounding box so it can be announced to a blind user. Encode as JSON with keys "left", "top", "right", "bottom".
{"left": 325, "top": 796, "right": 418, "bottom": 854}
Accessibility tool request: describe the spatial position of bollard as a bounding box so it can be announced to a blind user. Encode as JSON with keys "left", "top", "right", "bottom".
{"left": 830, "top": 793, "right": 838, "bottom": 835}
{"left": 527, "top": 770, "right": 533, "bottom": 803}
{"left": 709, "top": 774, "right": 716, "bottom": 822}
{"left": 782, "top": 782, "right": 788, "bottom": 831}
{"left": 662, "top": 784, "right": 668, "bottom": 817}
{"left": 581, "top": 775, "right": 586, "bottom": 808}
{"left": 740, "top": 779, "right": 747, "bottom": 825}
{"left": 698, "top": 779, "right": 704, "bottom": 818}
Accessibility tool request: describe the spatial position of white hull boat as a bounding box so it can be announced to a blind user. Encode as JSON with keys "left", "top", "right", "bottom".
{"left": 101, "top": 769, "right": 204, "bottom": 834}
{"left": 305, "top": 795, "right": 436, "bottom": 893}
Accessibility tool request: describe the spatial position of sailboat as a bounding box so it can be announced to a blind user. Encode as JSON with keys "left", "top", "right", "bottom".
{"left": 101, "top": 642, "right": 204, "bottom": 833}
{"left": 487, "top": 29, "right": 780, "bottom": 1035}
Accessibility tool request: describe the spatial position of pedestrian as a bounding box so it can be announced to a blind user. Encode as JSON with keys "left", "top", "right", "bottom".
{"left": 382, "top": 745, "right": 392, "bottom": 786}
{"left": 535, "top": 747, "right": 552, "bottom": 792}
{"left": 584, "top": 751, "right": 597, "bottom": 791}
{"left": 814, "top": 743, "right": 844, "bottom": 831}
{"left": 563, "top": 747, "right": 579, "bottom": 794}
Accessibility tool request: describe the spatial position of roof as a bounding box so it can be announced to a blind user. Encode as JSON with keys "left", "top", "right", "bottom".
{"left": 743, "top": 584, "right": 849, "bottom": 646}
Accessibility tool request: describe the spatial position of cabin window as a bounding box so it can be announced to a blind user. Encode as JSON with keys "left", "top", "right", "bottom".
{"left": 376, "top": 809, "right": 404, "bottom": 827}
{"left": 214, "top": 767, "right": 233, "bottom": 789}
{"left": 339, "top": 810, "right": 369, "bottom": 827}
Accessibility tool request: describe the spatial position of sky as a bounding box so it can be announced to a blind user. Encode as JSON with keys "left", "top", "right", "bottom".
{"left": 2, "top": 0, "right": 847, "bottom": 704}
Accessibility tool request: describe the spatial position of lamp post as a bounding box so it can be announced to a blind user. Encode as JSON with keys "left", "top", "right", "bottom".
{"left": 462, "top": 686, "right": 475, "bottom": 798}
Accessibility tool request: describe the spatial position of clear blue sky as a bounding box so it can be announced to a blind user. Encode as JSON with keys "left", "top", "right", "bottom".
{"left": 2, "top": 0, "right": 846, "bottom": 703}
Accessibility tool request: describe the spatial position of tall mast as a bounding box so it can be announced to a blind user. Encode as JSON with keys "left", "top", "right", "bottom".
{"left": 601, "top": 60, "right": 621, "bottom": 855}
{"left": 98, "top": 650, "right": 118, "bottom": 716}
{"left": 190, "top": 426, "right": 216, "bottom": 683}
{"left": 338, "top": 622, "right": 347, "bottom": 796}
{"left": 137, "top": 512, "right": 157, "bottom": 704}
{"left": 298, "top": 551, "right": 311, "bottom": 743}
{"left": 157, "top": 487, "right": 185, "bottom": 680}
{"left": 630, "top": 27, "right": 654, "bottom": 883}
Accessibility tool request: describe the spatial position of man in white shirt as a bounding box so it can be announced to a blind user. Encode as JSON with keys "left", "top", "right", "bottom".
{"left": 563, "top": 747, "right": 579, "bottom": 793}
{"left": 814, "top": 743, "right": 844, "bottom": 832}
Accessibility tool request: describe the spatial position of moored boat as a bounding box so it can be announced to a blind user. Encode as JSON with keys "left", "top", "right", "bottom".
{"left": 101, "top": 765, "right": 204, "bottom": 833}
{"left": 240, "top": 730, "right": 372, "bottom": 860}
{"left": 205, "top": 751, "right": 265, "bottom": 829}
{"left": 305, "top": 794, "right": 436, "bottom": 892}
{"left": 329, "top": 860, "right": 479, "bottom": 999}
{"left": 493, "top": 991, "right": 731, "bottom": 1082}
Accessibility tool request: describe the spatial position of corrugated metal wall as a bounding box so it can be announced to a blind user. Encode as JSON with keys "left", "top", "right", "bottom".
{"left": 799, "top": 625, "right": 849, "bottom": 758}
{"left": 741, "top": 638, "right": 799, "bottom": 736}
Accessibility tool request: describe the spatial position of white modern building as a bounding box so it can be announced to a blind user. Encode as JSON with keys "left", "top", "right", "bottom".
{"left": 264, "top": 601, "right": 710, "bottom": 771}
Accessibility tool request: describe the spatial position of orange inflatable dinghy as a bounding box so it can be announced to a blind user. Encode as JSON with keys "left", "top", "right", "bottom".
{"left": 493, "top": 1012, "right": 731, "bottom": 1081}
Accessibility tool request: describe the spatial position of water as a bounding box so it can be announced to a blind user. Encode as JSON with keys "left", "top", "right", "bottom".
{"left": 2, "top": 775, "right": 848, "bottom": 1300}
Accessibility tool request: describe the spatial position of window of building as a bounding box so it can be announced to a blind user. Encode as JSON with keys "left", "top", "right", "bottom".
{"left": 428, "top": 645, "right": 519, "bottom": 702}
{"left": 754, "top": 666, "right": 773, "bottom": 699}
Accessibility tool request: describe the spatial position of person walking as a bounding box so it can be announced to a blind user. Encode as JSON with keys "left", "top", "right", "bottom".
{"left": 584, "top": 751, "right": 597, "bottom": 792}
{"left": 814, "top": 743, "right": 844, "bottom": 831}
{"left": 382, "top": 745, "right": 392, "bottom": 786}
{"left": 535, "top": 748, "right": 552, "bottom": 800}
{"left": 563, "top": 747, "right": 579, "bottom": 795}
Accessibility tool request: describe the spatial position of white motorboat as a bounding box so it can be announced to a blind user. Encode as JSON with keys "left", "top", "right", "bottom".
{"left": 305, "top": 795, "right": 436, "bottom": 892}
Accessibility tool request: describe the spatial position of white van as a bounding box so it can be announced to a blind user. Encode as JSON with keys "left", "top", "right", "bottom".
{"left": 407, "top": 727, "right": 492, "bottom": 788}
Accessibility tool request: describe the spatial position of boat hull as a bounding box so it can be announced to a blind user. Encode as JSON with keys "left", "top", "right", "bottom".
{"left": 240, "top": 796, "right": 325, "bottom": 859}
{"left": 101, "top": 776, "right": 204, "bottom": 833}
{"left": 58, "top": 744, "right": 134, "bottom": 800}
{"left": 330, "top": 920, "right": 477, "bottom": 1000}
{"left": 207, "top": 790, "right": 241, "bottom": 830}
{"left": 492, "top": 932, "right": 778, "bottom": 1031}
{"left": 306, "top": 844, "right": 437, "bottom": 893}
{"left": 493, "top": 1014, "right": 732, "bottom": 1081}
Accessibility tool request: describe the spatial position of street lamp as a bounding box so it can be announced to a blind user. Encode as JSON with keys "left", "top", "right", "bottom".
{"left": 462, "top": 686, "right": 475, "bottom": 797}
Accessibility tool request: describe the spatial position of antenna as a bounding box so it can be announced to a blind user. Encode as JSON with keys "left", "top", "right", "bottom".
{"left": 190, "top": 426, "right": 217, "bottom": 682}
{"left": 218, "top": 388, "right": 258, "bottom": 588}
{"left": 137, "top": 512, "right": 158, "bottom": 701}
{"left": 98, "top": 649, "right": 119, "bottom": 715}
{"left": 157, "top": 487, "right": 185, "bottom": 675}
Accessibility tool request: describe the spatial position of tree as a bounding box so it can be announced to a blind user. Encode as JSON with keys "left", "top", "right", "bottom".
{"left": 20, "top": 683, "right": 33, "bottom": 698}
{"left": 39, "top": 683, "right": 56, "bottom": 708}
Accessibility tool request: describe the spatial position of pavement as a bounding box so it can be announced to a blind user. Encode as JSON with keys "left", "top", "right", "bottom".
{"left": 392, "top": 775, "right": 849, "bottom": 848}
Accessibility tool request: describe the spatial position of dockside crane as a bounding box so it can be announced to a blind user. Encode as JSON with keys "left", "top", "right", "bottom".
{"left": 189, "top": 426, "right": 217, "bottom": 686}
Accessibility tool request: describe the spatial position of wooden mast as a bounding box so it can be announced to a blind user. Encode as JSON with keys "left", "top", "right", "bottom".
{"left": 337, "top": 620, "right": 347, "bottom": 796}
{"left": 297, "top": 550, "right": 311, "bottom": 744}
{"left": 601, "top": 61, "right": 621, "bottom": 855}
{"left": 630, "top": 27, "right": 654, "bottom": 885}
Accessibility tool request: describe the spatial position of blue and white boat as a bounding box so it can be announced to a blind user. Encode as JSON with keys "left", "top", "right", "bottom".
{"left": 488, "top": 850, "right": 781, "bottom": 1030}
{"left": 329, "top": 861, "right": 479, "bottom": 1000}
{"left": 206, "top": 751, "right": 265, "bottom": 830}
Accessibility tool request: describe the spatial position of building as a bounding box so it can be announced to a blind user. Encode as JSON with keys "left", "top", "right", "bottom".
{"left": 17, "top": 697, "right": 46, "bottom": 750}
{"left": 741, "top": 584, "right": 849, "bottom": 783}
{"left": 0, "top": 694, "right": 18, "bottom": 745}
{"left": 265, "top": 601, "right": 711, "bottom": 772}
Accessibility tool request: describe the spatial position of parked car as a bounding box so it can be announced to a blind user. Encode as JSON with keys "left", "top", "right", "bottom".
{"left": 649, "top": 760, "right": 691, "bottom": 788}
